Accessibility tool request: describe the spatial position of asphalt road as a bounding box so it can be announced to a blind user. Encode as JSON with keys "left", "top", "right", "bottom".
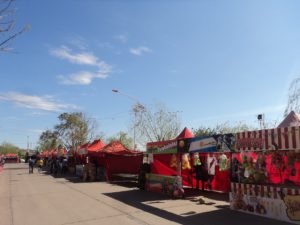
{"left": 0, "top": 163, "right": 294, "bottom": 225}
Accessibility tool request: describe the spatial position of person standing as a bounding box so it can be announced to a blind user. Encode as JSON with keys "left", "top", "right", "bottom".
{"left": 29, "top": 157, "right": 34, "bottom": 174}
{"left": 37, "top": 158, "right": 43, "bottom": 173}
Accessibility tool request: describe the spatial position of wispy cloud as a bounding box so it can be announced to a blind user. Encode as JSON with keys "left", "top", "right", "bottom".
{"left": 0, "top": 92, "right": 77, "bottom": 112}
{"left": 58, "top": 71, "right": 108, "bottom": 85}
{"left": 67, "top": 36, "right": 88, "bottom": 50}
{"left": 114, "top": 34, "right": 128, "bottom": 43}
{"left": 129, "top": 46, "right": 152, "bottom": 56}
{"left": 50, "top": 45, "right": 112, "bottom": 85}
{"left": 50, "top": 46, "right": 100, "bottom": 67}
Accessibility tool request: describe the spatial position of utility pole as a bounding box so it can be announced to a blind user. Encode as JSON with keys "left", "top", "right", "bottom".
{"left": 112, "top": 89, "right": 145, "bottom": 150}
{"left": 27, "top": 136, "right": 29, "bottom": 152}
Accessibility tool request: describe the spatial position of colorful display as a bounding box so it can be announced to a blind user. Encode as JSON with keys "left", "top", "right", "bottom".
{"left": 230, "top": 126, "right": 300, "bottom": 224}
{"left": 231, "top": 151, "right": 300, "bottom": 186}
{"left": 230, "top": 182, "right": 300, "bottom": 223}
{"left": 145, "top": 173, "right": 184, "bottom": 198}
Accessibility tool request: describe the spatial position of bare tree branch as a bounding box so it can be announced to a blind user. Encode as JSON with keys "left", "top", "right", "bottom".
{"left": 0, "top": 0, "right": 29, "bottom": 52}
{"left": 133, "top": 103, "right": 181, "bottom": 145}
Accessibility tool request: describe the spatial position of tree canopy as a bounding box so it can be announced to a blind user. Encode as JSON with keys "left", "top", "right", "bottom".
{"left": 107, "top": 131, "right": 134, "bottom": 149}
{"left": 38, "top": 130, "right": 61, "bottom": 151}
{"left": 37, "top": 112, "right": 98, "bottom": 150}
{"left": 193, "top": 122, "right": 256, "bottom": 137}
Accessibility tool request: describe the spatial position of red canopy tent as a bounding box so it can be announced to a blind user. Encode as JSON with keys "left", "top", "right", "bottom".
{"left": 96, "top": 141, "right": 143, "bottom": 181}
{"left": 5, "top": 153, "right": 19, "bottom": 163}
{"left": 87, "top": 139, "right": 105, "bottom": 156}
{"left": 277, "top": 110, "right": 300, "bottom": 128}
{"left": 176, "top": 127, "right": 194, "bottom": 139}
{"left": 78, "top": 142, "right": 90, "bottom": 155}
{"left": 148, "top": 127, "right": 195, "bottom": 177}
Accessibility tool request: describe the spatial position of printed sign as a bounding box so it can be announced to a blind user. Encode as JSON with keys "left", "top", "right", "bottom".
{"left": 230, "top": 182, "right": 300, "bottom": 224}
{"left": 284, "top": 195, "right": 300, "bottom": 221}
{"left": 146, "top": 140, "right": 177, "bottom": 154}
{"left": 188, "top": 134, "right": 235, "bottom": 153}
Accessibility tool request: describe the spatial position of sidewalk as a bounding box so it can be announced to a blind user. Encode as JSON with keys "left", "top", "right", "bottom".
{"left": 0, "top": 163, "right": 294, "bottom": 225}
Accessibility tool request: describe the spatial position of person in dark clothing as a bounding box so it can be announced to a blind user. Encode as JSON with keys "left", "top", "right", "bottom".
{"left": 195, "top": 163, "right": 209, "bottom": 191}
{"left": 28, "top": 158, "right": 34, "bottom": 174}
{"left": 138, "top": 163, "right": 151, "bottom": 190}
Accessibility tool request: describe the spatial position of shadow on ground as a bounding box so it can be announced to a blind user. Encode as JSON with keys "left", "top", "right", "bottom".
{"left": 104, "top": 189, "right": 293, "bottom": 225}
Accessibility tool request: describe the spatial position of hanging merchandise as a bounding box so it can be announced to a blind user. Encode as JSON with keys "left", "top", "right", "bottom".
{"left": 231, "top": 157, "right": 240, "bottom": 182}
{"left": 207, "top": 155, "right": 217, "bottom": 175}
{"left": 170, "top": 154, "right": 177, "bottom": 168}
{"left": 271, "top": 151, "right": 283, "bottom": 169}
{"left": 182, "top": 154, "right": 191, "bottom": 170}
{"left": 193, "top": 152, "right": 201, "bottom": 166}
{"left": 148, "top": 153, "right": 154, "bottom": 163}
{"left": 219, "top": 153, "right": 229, "bottom": 171}
{"left": 287, "top": 151, "right": 296, "bottom": 167}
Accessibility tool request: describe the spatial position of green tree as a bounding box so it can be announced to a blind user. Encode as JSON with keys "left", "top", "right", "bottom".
{"left": 107, "top": 132, "right": 134, "bottom": 149}
{"left": 37, "top": 129, "right": 61, "bottom": 151}
{"left": 54, "top": 112, "right": 97, "bottom": 148}
{"left": 0, "top": 142, "right": 19, "bottom": 154}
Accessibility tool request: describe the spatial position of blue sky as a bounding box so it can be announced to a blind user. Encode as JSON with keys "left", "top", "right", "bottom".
{"left": 1, "top": 0, "right": 300, "bottom": 149}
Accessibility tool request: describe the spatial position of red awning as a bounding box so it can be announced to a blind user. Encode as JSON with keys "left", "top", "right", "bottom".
{"left": 87, "top": 139, "right": 105, "bottom": 152}
{"left": 100, "top": 141, "right": 140, "bottom": 156}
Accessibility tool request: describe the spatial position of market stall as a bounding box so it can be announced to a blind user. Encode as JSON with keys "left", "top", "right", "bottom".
{"left": 180, "top": 133, "right": 234, "bottom": 193}
{"left": 145, "top": 127, "right": 234, "bottom": 198}
{"left": 4, "top": 153, "right": 19, "bottom": 163}
{"left": 83, "top": 139, "right": 106, "bottom": 181}
{"left": 144, "top": 127, "right": 194, "bottom": 198}
{"left": 98, "top": 141, "right": 143, "bottom": 181}
{"left": 229, "top": 125, "right": 300, "bottom": 224}
{"left": 75, "top": 143, "right": 90, "bottom": 177}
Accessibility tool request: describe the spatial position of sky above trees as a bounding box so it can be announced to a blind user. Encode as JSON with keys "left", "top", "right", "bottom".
{"left": 1, "top": 0, "right": 300, "bottom": 148}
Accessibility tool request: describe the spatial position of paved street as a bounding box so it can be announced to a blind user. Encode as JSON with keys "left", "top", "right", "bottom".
{"left": 0, "top": 163, "right": 294, "bottom": 225}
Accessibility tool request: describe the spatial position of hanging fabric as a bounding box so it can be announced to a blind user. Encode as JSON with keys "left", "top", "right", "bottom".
{"left": 207, "top": 155, "right": 217, "bottom": 175}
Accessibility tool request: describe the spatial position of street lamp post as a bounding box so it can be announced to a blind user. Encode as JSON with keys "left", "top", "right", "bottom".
{"left": 112, "top": 89, "right": 145, "bottom": 150}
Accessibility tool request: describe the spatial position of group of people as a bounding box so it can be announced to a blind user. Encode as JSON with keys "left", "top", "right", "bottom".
{"left": 48, "top": 157, "right": 68, "bottom": 175}
{"left": 0, "top": 156, "right": 4, "bottom": 166}
{"left": 28, "top": 156, "right": 44, "bottom": 174}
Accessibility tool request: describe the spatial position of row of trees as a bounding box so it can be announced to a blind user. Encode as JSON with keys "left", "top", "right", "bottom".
{"left": 0, "top": 142, "right": 26, "bottom": 157}
{"left": 37, "top": 104, "right": 182, "bottom": 151}
{"left": 37, "top": 103, "right": 262, "bottom": 152}
{"left": 37, "top": 112, "right": 137, "bottom": 150}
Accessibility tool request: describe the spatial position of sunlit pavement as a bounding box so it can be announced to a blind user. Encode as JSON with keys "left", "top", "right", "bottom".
{"left": 0, "top": 163, "right": 293, "bottom": 225}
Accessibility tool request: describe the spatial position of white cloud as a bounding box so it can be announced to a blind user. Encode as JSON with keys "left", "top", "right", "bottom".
{"left": 114, "top": 34, "right": 128, "bottom": 43}
{"left": 0, "top": 92, "right": 77, "bottom": 112}
{"left": 50, "top": 46, "right": 100, "bottom": 66}
{"left": 129, "top": 46, "right": 152, "bottom": 56}
{"left": 50, "top": 45, "right": 112, "bottom": 85}
{"left": 58, "top": 71, "right": 108, "bottom": 85}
